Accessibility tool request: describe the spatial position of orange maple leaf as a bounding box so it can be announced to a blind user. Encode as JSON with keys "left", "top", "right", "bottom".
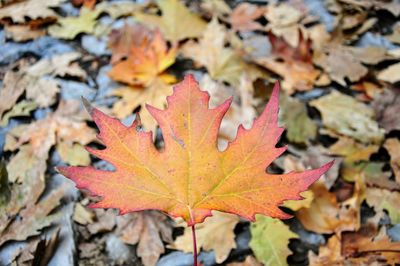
{"left": 58, "top": 75, "right": 332, "bottom": 225}
{"left": 108, "top": 29, "right": 176, "bottom": 86}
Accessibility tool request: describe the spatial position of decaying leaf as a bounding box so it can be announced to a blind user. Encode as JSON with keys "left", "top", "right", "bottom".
{"left": 136, "top": 0, "right": 206, "bottom": 43}
{"left": 58, "top": 75, "right": 332, "bottom": 226}
{"left": 310, "top": 90, "right": 385, "bottom": 144}
{"left": 372, "top": 88, "right": 400, "bottom": 132}
{"left": 171, "top": 211, "right": 239, "bottom": 263}
{"left": 250, "top": 215, "right": 298, "bottom": 266}
{"left": 108, "top": 28, "right": 176, "bottom": 87}
{"left": 116, "top": 211, "right": 173, "bottom": 266}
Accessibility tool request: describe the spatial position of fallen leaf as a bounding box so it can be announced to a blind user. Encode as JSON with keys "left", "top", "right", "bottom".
{"left": 200, "top": 74, "right": 257, "bottom": 149}
{"left": 136, "top": 0, "right": 206, "bottom": 43}
{"left": 253, "top": 32, "right": 320, "bottom": 94}
{"left": 58, "top": 75, "right": 332, "bottom": 225}
{"left": 171, "top": 211, "right": 239, "bottom": 263}
{"left": 314, "top": 45, "right": 389, "bottom": 86}
{"left": 5, "top": 100, "right": 96, "bottom": 168}
{"left": 73, "top": 202, "right": 95, "bottom": 225}
{"left": 229, "top": 3, "right": 264, "bottom": 32}
{"left": 384, "top": 138, "right": 400, "bottom": 183}
{"left": 377, "top": 62, "right": 400, "bottom": 84}
{"left": 0, "top": 161, "right": 11, "bottom": 208}
{"left": 108, "top": 23, "right": 152, "bottom": 64}
{"left": 366, "top": 188, "right": 400, "bottom": 224}
{"left": 108, "top": 29, "right": 176, "bottom": 87}
{"left": 280, "top": 94, "right": 317, "bottom": 144}
{"left": 310, "top": 90, "right": 385, "bottom": 144}
{"left": 264, "top": 3, "right": 304, "bottom": 47}
{"left": 372, "top": 87, "right": 400, "bottom": 132}
{"left": 296, "top": 181, "right": 362, "bottom": 234}
{"left": 250, "top": 215, "right": 298, "bottom": 266}
{"left": 328, "top": 136, "right": 379, "bottom": 163}
{"left": 0, "top": 100, "right": 37, "bottom": 127}
{"left": 0, "top": 0, "right": 64, "bottom": 23}
{"left": 182, "top": 18, "right": 255, "bottom": 85}
{"left": 111, "top": 78, "right": 172, "bottom": 132}
{"left": 0, "top": 185, "right": 65, "bottom": 245}
{"left": 308, "top": 235, "right": 344, "bottom": 266}
{"left": 4, "top": 24, "right": 46, "bottom": 42}
{"left": 116, "top": 211, "right": 173, "bottom": 266}
{"left": 48, "top": 7, "right": 101, "bottom": 39}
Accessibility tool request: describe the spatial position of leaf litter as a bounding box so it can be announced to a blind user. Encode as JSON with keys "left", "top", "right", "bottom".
{"left": 0, "top": 0, "right": 399, "bottom": 265}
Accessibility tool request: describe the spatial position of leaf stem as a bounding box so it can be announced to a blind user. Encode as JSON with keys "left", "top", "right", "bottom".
{"left": 191, "top": 224, "right": 198, "bottom": 266}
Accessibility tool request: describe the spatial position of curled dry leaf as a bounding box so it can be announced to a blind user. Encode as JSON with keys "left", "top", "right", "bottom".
{"left": 136, "top": 0, "right": 206, "bottom": 43}
{"left": 58, "top": 75, "right": 332, "bottom": 226}
{"left": 171, "top": 211, "right": 238, "bottom": 263}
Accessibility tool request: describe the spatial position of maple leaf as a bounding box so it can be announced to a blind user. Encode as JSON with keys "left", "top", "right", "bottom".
{"left": 58, "top": 75, "right": 332, "bottom": 225}
{"left": 108, "top": 29, "right": 176, "bottom": 87}
{"left": 135, "top": 0, "right": 206, "bottom": 43}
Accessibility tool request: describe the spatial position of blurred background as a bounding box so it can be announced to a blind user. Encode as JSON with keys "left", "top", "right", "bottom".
{"left": 0, "top": 0, "right": 399, "bottom": 265}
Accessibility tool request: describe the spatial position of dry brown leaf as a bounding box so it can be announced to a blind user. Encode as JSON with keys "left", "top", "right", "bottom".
{"left": 328, "top": 136, "right": 379, "bottom": 163}
{"left": 0, "top": 185, "right": 65, "bottom": 245}
{"left": 4, "top": 24, "right": 46, "bottom": 42}
{"left": 171, "top": 211, "right": 239, "bottom": 264}
{"left": 384, "top": 138, "right": 400, "bottom": 183}
{"left": 229, "top": 3, "right": 264, "bottom": 32}
{"left": 264, "top": 3, "right": 304, "bottom": 47}
{"left": 296, "top": 178, "right": 363, "bottom": 234}
{"left": 308, "top": 235, "right": 344, "bottom": 266}
{"left": 253, "top": 32, "right": 320, "bottom": 94}
{"left": 116, "top": 211, "right": 173, "bottom": 266}
{"left": 5, "top": 100, "right": 96, "bottom": 169}
{"left": 314, "top": 45, "right": 389, "bottom": 86}
{"left": 135, "top": 0, "right": 206, "bottom": 43}
{"left": 366, "top": 188, "right": 400, "bottom": 224}
{"left": 372, "top": 88, "right": 400, "bottom": 132}
{"left": 200, "top": 74, "right": 257, "bottom": 149}
{"left": 0, "top": 0, "right": 64, "bottom": 23}
{"left": 112, "top": 78, "right": 172, "bottom": 132}
{"left": 377, "top": 62, "right": 400, "bottom": 84}
{"left": 182, "top": 18, "right": 257, "bottom": 85}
